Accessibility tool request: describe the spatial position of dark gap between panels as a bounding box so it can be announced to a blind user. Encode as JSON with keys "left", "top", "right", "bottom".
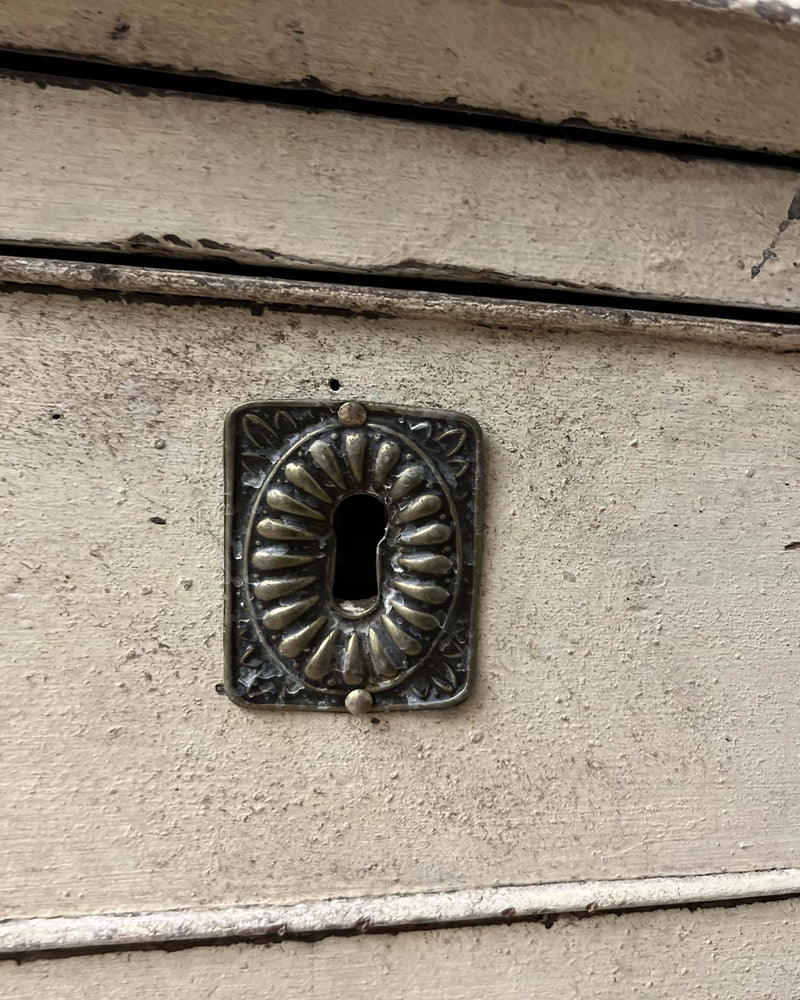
{"left": 1, "top": 243, "right": 800, "bottom": 328}
{"left": 1, "top": 47, "right": 800, "bottom": 168}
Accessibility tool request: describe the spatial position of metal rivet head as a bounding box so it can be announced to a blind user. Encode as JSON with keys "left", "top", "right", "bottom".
{"left": 337, "top": 401, "right": 367, "bottom": 426}
{"left": 345, "top": 688, "right": 374, "bottom": 715}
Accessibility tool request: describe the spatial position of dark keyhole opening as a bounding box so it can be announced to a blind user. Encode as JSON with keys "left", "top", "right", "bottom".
{"left": 332, "top": 493, "right": 388, "bottom": 606}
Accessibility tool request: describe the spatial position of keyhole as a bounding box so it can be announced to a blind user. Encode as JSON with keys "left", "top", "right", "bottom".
{"left": 331, "top": 493, "right": 388, "bottom": 616}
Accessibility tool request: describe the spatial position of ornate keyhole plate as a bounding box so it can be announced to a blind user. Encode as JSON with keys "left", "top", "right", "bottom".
{"left": 224, "top": 400, "right": 482, "bottom": 711}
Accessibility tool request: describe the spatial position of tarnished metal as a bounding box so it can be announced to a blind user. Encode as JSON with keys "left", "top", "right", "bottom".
{"left": 224, "top": 400, "right": 482, "bottom": 711}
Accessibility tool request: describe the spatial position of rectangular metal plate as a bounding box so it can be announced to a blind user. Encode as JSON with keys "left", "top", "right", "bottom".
{"left": 224, "top": 400, "right": 482, "bottom": 711}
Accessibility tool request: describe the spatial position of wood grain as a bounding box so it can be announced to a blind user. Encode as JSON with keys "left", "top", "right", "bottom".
{"left": 1, "top": 0, "right": 800, "bottom": 153}
{"left": 1, "top": 287, "right": 799, "bottom": 918}
{"left": 3, "top": 899, "right": 800, "bottom": 998}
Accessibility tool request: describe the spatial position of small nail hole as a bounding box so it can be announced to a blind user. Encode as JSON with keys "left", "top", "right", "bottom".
{"left": 328, "top": 378, "right": 341, "bottom": 391}
{"left": 51, "top": 412, "right": 62, "bottom": 420}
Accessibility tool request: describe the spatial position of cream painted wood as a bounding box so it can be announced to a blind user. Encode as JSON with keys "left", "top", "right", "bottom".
{"left": 3, "top": 869, "right": 800, "bottom": 955}
{"left": 4, "top": 899, "right": 800, "bottom": 998}
{"left": 1, "top": 76, "right": 800, "bottom": 310}
{"left": 5, "top": 254, "right": 800, "bottom": 349}
{"left": 1, "top": 0, "right": 800, "bottom": 154}
{"left": 1, "top": 285, "right": 799, "bottom": 919}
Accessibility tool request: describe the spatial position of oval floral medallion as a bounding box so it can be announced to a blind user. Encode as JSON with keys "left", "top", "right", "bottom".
{"left": 224, "top": 400, "right": 482, "bottom": 711}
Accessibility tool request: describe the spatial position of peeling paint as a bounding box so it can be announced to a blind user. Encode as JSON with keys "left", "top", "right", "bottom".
{"left": 750, "top": 187, "right": 800, "bottom": 278}
{"left": 754, "top": 0, "right": 797, "bottom": 22}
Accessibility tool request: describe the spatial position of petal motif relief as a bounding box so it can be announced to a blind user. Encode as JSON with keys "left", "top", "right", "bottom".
{"left": 224, "top": 401, "right": 481, "bottom": 711}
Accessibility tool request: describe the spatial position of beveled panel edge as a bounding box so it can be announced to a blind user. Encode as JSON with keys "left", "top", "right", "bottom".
{"left": 2, "top": 868, "right": 800, "bottom": 959}
{"left": 1, "top": 256, "right": 799, "bottom": 351}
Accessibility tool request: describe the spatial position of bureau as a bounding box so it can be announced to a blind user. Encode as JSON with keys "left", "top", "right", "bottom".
{"left": 1, "top": 1, "right": 800, "bottom": 995}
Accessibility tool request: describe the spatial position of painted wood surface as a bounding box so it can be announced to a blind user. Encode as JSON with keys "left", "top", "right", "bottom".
{"left": 1, "top": 0, "right": 800, "bottom": 154}
{"left": 1, "top": 286, "right": 799, "bottom": 919}
{"left": 1, "top": 76, "right": 799, "bottom": 310}
{"left": 4, "top": 254, "right": 800, "bottom": 348}
{"left": 3, "top": 869, "right": 800, "bottom": 955}
{"left": 3, "top": 899, "right": 800, "bottom": 998}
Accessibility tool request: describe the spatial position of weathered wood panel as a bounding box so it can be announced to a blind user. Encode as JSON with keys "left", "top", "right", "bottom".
{"left": 1, "top": 76, "right": 799, "bottom": 309}
{"left": 4, "top": 899, "right": 800, "bottom": 998}
{"left": 1, "top": 0, "right": 800, "bottom": 154}
{"left": 1, "top": 286, "right": 799, "bottom": 918}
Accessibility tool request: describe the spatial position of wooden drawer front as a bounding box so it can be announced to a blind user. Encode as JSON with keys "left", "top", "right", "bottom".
{"left": 1, "top": 285, "right": 799, "bottom": 918}
{"left": 2, "top": 0, "right": 800, "bottom": 155}
{"left": 3, "top": 898, "right": 800, "bottom": 999}
{"left": 0, "top": 76, "right": 799, "bottom": 311}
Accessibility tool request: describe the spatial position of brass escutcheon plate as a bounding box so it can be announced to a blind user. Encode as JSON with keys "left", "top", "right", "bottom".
{"left": 224, "top": 400, "right": 482, "bottom": 711}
